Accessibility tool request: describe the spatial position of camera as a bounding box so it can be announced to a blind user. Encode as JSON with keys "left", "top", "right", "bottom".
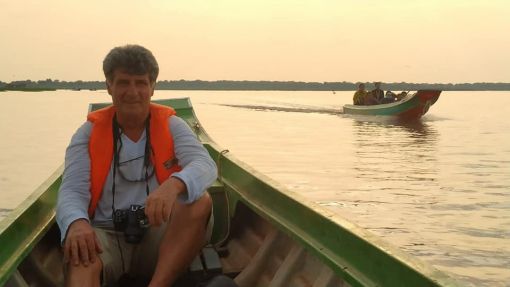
{"left": 113, "top": 205, "right": 149, "bottom": 244}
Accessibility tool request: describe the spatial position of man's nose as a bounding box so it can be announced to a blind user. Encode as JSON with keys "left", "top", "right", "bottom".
{"left": 126, "top": 81, "right": 138, "bottom": 94}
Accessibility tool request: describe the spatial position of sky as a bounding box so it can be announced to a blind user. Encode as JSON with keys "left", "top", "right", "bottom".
{"left": 1, "top": 0, "right": 509, "bottom": 83}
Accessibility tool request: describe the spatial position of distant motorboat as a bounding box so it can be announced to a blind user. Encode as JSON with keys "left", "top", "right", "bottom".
{"left": 343, "top": 90, "right": 441, "bottom": 119}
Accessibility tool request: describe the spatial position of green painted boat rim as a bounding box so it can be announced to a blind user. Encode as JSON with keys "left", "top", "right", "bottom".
{"left": 206, "top": 142, "right": 460, "bottom": 286}
{"left": 0, "top": 165, "right": 64, "bottom": 286}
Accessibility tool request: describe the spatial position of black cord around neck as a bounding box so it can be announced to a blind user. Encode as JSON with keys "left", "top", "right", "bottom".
{"left": 110, "top": 114, "right": 152, "bottom": 215}
{"left": 143, "top": 115, "right": 151, "bottom": 196}
{"left": 111, "top": 115, "right": 121, "bottom": 216}
{"left": 110, "top": 114, "right": 152, "bottom": 273}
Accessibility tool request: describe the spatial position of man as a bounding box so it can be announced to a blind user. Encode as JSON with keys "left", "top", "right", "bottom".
{"left": 382, "top": 90, "right": 397, "bottom": 104}
{"left": 352, "top": 83, "right": 367, "bottom": 105}
{"left": 56, "top": 44, "right": 217, "bottom": 287}
{"left": 370, "top": 82, "right": 384, "bottom": 103}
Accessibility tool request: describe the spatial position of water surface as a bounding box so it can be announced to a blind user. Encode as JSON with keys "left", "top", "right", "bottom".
{"left": 0, "top": 90, "right": 509, "bottom": 286}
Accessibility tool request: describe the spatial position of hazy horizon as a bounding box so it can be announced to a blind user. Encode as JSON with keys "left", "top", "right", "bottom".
{"left": 3, "top": 79, "right": 510, "bottom": 85}
{"left": 1, "top": 0, "right": 509, "bottom": 83}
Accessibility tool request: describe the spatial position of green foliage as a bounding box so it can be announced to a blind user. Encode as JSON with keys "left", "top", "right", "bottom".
{"left": 1, "top": 79, "right": 509, "bottom": 91}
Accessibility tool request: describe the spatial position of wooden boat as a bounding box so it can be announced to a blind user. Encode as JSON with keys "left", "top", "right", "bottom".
{"left": 0, "top": 98, "right": 459, "bottom": 287}
{"left": 343, "top": 90, "right": 441, "bottom": 119}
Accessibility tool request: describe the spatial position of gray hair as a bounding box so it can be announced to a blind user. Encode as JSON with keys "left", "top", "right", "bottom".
{"left": 103, "top": 44, "right": 159, "bottom": 83}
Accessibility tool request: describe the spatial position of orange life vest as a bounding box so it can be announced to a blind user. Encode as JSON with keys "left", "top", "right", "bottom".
{"left": 87, "top": 103, "right": 182, "bottom": 218}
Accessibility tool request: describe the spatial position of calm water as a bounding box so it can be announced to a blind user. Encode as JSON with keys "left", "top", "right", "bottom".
{"left": 1, "top": 90, "right": 509, "bottom": 286}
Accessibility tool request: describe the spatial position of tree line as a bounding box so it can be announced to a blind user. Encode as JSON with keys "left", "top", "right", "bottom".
{"left": 1, "top": 79, "right": 510, "bottom": 91}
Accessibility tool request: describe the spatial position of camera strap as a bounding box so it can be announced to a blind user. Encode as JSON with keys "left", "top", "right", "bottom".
{"left": 110, "top": 114, "right": 152, "bottom": 273}
{"left": 111, "top": 115, "right": 121, "bottom": 216}
{"left": 110, "top": 114, "right": 152, "bottom": 216}
{"left": 143, "top": 114, "right": 151, "bottom": 197}
{"left": 111, "top": 114, "right": 126, "bottom": 273}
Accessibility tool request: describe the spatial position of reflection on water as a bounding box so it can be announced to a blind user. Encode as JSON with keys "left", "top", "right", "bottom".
{"left": 351, "top": 118, "right": 439, "bottom": 184}
{"left": 334, "top": 115, "right": 509, "bottom": 287}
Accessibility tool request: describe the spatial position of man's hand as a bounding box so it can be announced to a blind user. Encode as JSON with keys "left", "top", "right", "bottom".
{"left": 63, "top": 219, "right": 103, "bottom": 267}
{"left": 145, "top": 177, "right": 186, "bottom": 226}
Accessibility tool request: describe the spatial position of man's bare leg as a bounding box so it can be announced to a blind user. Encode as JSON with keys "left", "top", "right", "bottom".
{"left": 148, "top": 193, "right": 213, "bottom": 287}
{"left": 66, "top": 259, "right": 102, "bottom": 287}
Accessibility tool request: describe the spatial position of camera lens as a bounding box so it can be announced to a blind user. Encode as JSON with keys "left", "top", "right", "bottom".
{"left": 125, "top": 234, "right": 141, "bottom": 244}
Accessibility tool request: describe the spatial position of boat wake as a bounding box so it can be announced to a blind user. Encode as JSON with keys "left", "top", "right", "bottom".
{"left": 218, "top": 104, "right": 341, "bottom": 115}
{"left": 0, "top": 208, "right": 12, "bottom": 220}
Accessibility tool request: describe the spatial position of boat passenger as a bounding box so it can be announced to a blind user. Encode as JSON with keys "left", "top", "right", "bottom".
{"left": 56, "top": 44, "right": 217, "bottom": 287}
{"left": 370, "top": 82, "right": 385, "bottom": 103}
{"left": 396, "top": 91, "right": 408, "bottom": 100}
{"left": 353, "top": 83, "right": 367, "bottom": 105}
{"left": 363, "top": 90, "right": 380, "bottom": 105}
{"left": 381, "top": 90, "right": 397, "bottom": 104}
{"left": 385, "top": 90, "right": 396, "bottom": 98}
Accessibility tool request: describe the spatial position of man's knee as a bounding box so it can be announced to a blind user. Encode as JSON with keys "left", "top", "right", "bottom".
{"left": 66, "top": 259, "right": 102, "bottom": 285}
{"left": 195, "top": 192, "right": 213, "bottom": 214}
{"left": 174, "top": 192, "right": 212, "bottom": 221}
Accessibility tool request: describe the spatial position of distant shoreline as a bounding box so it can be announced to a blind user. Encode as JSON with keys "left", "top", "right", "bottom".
{"left": 1, "top": 80, "right": 510, "bottom": 91}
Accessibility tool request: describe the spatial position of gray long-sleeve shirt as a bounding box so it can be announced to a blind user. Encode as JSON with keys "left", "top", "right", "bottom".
{"left": 56, "top": 115, "right": 217, "bottom": 243}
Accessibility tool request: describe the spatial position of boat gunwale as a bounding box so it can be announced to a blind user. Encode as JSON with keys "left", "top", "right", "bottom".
{"left": 205, "top": 140, "right": 459, "bottom": 287}
{"left": 0, "top": 165, "right": 64, "bottom": 286}
{"left": 343, "top": 92, "right": 418, "bottom": 111}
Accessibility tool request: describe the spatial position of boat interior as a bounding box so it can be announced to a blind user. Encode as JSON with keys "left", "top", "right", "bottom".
{"left": 6, "top": 183, "right": 347, "bottom": 287}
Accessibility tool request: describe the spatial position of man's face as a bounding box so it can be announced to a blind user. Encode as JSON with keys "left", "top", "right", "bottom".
{"left": 107, "top": 69, "right": 154, "bottom": 119}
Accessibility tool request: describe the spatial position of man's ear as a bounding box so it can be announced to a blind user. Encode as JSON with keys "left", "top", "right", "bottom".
{"left": 106, "top": 81, "right": 112, "bottom": 95}
{"left": 150, "top": 82, "right": 156, "bottom": 98}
